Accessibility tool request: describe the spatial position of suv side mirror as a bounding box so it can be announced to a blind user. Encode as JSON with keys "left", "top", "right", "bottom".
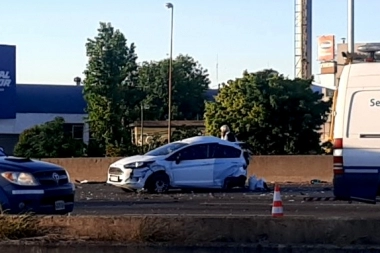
{"left": 0, "top": 147, "right": 3, "bottom": 152}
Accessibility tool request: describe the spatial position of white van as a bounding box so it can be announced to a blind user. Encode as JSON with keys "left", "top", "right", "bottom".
{"left": 333, "top": 50, "right": 380, "bottom": 202}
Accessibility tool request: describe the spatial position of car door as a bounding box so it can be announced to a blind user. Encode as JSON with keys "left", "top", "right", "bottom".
{"left": 168, "top": 144, "right": 214, "bottom": 187}
{"left": 210, "top": 143, "right": 244, "bottom": 186}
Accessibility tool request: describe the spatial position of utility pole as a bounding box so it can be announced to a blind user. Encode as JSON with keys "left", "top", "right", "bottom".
{"left": 166, "top": 2, "right": 174, "bottom": 143}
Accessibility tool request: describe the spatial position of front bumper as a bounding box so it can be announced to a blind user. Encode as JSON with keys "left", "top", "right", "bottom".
{"left": 1, "top": 183, "right": 75, "bottom": 214}
{"left": 107, "top": 166, "right": 151, "bottom": 190}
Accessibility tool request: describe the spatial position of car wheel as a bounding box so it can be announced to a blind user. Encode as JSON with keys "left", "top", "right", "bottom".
{"left": 146, "top": 173, "right": 169, "bottom": 194}
{"left": 238, "top": 176, "right": 247, "bottom": 188}
{"left": 223, "top": 178, "right": 233, "bottom": 190}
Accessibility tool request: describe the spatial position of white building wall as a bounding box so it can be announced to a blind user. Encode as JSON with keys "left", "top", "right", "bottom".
{"left": 0, "top": 113, "right": 89, "bottom": 144}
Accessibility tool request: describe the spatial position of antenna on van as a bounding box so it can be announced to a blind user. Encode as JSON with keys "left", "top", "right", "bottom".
{"left": 357, "top": 43, "right": 380, "bottom": 62}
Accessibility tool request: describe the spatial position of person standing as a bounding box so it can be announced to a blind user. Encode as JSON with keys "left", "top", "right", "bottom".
{"left": 220, "top": 125, "right": 236, "bottom": 142}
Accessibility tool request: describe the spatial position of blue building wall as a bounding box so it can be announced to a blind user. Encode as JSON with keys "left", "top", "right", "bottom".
{"left": 311, "top": 85, "right": 323, "bottom": 94}
{"left": 16, "top": 84, "right": 86, "bottom": 114}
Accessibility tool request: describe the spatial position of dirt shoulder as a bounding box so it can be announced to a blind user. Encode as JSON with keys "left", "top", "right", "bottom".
{"left": 22, "top": 215, "right": 380, "bottom": 246}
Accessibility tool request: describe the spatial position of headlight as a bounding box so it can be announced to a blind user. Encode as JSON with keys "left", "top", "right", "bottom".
{"left": 1, "top": 172, "right": 39, "bottom": 186}
{"left": 123, "top": 161, "right": 153, "bottom": 169}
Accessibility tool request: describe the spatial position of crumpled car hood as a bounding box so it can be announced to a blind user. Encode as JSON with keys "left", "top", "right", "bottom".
{"left": 111, "top": 155, "right": 165, "bottom": 166}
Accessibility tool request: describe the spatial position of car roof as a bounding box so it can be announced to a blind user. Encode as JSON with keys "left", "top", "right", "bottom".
{"left": 178, "top": 136, "right": 240, "bottom": 148}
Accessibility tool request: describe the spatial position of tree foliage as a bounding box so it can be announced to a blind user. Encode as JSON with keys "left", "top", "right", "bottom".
{"left": 138, "top": 55, "right": 210, "bottom": 120}
{"left": 205, "top": 69, "right": 332, "bottom": 155}
{"left": 14, "top": 117, "right": 85, "bottom": 158}
{"left": 83, "top": 22, "right": 142, "bottom": 155}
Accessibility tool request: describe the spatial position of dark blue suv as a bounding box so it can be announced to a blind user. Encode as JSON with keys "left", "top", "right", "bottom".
{"left": 0, "top": 148, "right": 75, "bottom": 214}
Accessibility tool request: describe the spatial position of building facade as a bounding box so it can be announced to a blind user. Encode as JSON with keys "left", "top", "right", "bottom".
{"left": 0, "top": 84, "right": 89, "bottom": 154}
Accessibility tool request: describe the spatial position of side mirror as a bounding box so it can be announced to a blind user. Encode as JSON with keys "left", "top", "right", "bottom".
{"left": 175, "top": 154, "right": 181, "bottom": 164}
{"left": 0, "top": 147, "right": 3, "bottom": 152}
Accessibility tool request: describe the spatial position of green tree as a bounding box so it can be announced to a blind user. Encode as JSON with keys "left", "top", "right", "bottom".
{"left": 205, "top": 69, "right": 331, "bottom": 155}
{"left": 83, "top": 22, "right": 142, "bottom": 156}
{"left": 14, "top": 117, "right": 85, "bottom": 158}
{"left": 138, "top": 55, "right": 210, "bottom": 120}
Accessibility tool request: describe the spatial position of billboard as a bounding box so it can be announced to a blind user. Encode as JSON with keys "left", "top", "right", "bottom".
{"left": 0, "top": 45, "right": 16, "bottom": 119}
{"left": 317, "top": 35, "right": 335, "bottom": 62}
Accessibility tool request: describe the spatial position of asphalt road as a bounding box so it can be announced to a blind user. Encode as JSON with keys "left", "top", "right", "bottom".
{"left": 71, "top": 183, "right": 380, "bottom": 217}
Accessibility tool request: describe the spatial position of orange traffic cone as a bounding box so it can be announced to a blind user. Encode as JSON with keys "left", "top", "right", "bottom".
{"left": 271, "top": 184, "right": 283, "bottom": 217}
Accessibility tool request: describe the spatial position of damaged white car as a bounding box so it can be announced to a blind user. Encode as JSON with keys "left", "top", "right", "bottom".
{"left": 107, "top": 136, "right": 250, "bottom": 193}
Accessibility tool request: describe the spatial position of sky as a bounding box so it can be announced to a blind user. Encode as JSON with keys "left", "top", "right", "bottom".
{"left": 2, "top": 0, "right": 380, "bottom": 89}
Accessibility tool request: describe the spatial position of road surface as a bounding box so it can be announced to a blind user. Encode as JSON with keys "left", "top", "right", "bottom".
{"left": 72, "top": 183, "right": 380, "bottom": 217}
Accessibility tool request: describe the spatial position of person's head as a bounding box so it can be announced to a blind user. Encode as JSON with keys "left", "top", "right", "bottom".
{"left": 220, "top": 125, "right": 230, "bottom": 135}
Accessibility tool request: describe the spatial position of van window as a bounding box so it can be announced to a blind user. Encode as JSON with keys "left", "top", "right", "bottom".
{"left": 347, "top": 90, "right": 380, "bottom": 138}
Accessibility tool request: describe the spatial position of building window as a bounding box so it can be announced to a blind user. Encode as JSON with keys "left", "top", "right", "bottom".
{"left": 63, "top": 123, "right": 84, "bottom": 140}
{"left": 72, "top": 125, "right": 84, "bottom": 139}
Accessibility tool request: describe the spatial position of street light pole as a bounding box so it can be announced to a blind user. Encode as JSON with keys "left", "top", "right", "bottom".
{"left": 347, "top": 0, "right": 354, "bottom": 55}
{"left": 166, "top": 2, "right": 174, "bottom": 143}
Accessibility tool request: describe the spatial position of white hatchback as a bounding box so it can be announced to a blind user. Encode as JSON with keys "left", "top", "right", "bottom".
{"left": 107, "top": 136, "right": 250, "bottom": 193}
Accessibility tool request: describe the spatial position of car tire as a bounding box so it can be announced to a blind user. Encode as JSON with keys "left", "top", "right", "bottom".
{"left": 146, "top": 173, "right": 170, "bottom": 194}
{"left": 223, "top": 176, "right": 247, "bottom": 190}
{"left": 238, "top": 175, "right": 247, "bottom": 188}
{"left": 223, "top": 178, "right": 233, "bottom": 190}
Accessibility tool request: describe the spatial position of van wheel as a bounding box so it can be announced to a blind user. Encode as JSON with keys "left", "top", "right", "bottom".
{"left": 146, "top": 173, "right": 169, "bottom": 194}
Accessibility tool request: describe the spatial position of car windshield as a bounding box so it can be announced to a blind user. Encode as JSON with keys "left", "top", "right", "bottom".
{"left": 145, "top": 142, "right": 189, "bottom": 156}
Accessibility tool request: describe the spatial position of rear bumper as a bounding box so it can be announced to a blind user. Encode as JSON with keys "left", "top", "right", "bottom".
{"left": 333, "top": 172, "right": 378, "bottom": 201}
{"left": 1, "top": 183, "right": 75, "bottom": 214}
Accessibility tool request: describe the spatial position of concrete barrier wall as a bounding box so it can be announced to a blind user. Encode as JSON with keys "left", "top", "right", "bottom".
{"left": 247, "top": 155, "right": 333, "bottom": 183}
{"left": 42, "top": 155, "right": 333, "bottom": 183}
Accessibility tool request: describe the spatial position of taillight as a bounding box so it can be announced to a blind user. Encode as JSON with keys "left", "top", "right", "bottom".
{"left": 333, "top": 138, "right": 344, "bottom": 175}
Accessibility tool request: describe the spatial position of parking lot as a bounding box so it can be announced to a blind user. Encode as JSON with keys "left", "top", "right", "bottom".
{"left": 72, "top": 183, "right": 380, "bottom": 217}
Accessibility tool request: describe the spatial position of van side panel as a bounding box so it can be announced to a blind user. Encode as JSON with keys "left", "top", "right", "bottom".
{"left": 333, "top": 64, "right": 380, "bottom": 200}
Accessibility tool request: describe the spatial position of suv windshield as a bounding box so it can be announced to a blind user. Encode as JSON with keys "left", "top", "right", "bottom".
{"left": 145, "top": 142, "right": 188, "bottom": 156}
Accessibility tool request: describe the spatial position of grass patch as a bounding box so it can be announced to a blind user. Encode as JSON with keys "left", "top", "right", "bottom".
{"left": 0, "top": 212, "right": 46, "bottom": 240}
